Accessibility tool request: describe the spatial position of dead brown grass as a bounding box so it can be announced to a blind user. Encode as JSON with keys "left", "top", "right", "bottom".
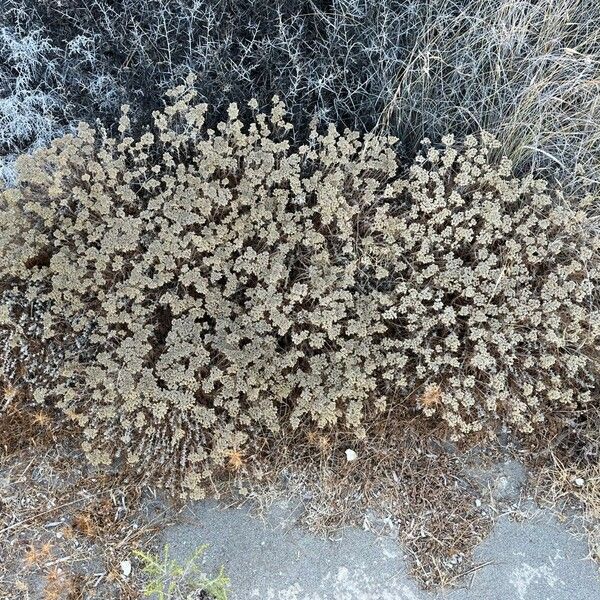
{"left": 0, "top": 401, "right": 167, "bottom": 599}
{"left": 0, "top": 396, "right": 57, "bottom": 456}
{"left": 212, "top": 407, "right": 506, "bottom": 588}
{"left": 527, "top": 407, "right": 600, "bottom": 566}
{"left": 3, "top": 395, "right": 595, "bottom": 594}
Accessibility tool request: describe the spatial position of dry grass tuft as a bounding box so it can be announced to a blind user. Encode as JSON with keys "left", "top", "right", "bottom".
{"left": 70, "top": 501, "right": 117, "bottom": 541}
{"left": 0, "top": 407, "right": 164, "bottom": 599}
{"left": 0, "top": 398, "right": 57, "bottom": 456}
{"left": 417, "top": 383, "right": 443, "bottom": 414}
{"left": 23, "top": 542, "right": 54, "bottom": 570}
{"left": 218, "top": 407, "right": 498, "bottom": 588}
{"left": 225, "top": 450, "right": 246, "bottom": 473}
{"left": 528, "top": 407, "right": 600, "bottom": 565}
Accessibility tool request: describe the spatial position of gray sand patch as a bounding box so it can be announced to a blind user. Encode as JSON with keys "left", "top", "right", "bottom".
{"left": 160, "top": 501, "right": 600, "bottom": 600}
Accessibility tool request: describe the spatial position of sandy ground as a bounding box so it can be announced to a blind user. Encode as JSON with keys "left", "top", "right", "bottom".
{"left": 2, "top": 419, "right": 598, "bottom": 599}
{"left": 161, "top": 499, "right": 600, "bottom": 600}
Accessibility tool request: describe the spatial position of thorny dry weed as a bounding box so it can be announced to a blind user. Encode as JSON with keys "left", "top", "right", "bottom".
{"left": 2, "top": 0, "right": 600, "bottom": 199}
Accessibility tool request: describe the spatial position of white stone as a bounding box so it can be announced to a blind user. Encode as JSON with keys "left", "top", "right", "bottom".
{"left": 345, "top": 449, "right": 358, "bottom": 462}
{"left": 120, "top": 560, "right": 132, "bottom": 577}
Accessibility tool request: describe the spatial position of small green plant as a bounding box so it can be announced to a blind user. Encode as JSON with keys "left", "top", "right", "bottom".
{"left": 133, "top": 543, "right": 229, "bottom": 600}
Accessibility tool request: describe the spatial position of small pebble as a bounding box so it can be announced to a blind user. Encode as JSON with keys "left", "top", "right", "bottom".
{"left": 345, "top": 449, "right": 358, "bottom": 462}
{"left": 120, "top": 560, "right": 132, "bottom": 577}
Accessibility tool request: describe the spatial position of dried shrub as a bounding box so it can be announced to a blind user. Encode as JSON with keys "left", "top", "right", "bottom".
{"left": 0, "top": 83, "right": 598, "bottom": 496}
{"left": 2, "top": 0, "right": 599, "bottom": 196}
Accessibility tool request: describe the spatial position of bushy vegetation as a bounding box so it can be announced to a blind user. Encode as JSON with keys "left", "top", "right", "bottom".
{"left": 0, "top": 2, "right": 598, "bottom": 594}
{"left": 1, "top": 85, "right": 597, "bottom": 496}
{"left": 2, "top": 0, "right": 599, "bottom": 196}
